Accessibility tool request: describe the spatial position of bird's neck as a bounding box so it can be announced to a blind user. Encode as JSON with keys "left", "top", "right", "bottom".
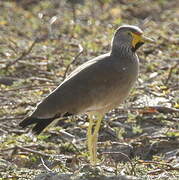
{"left": 111, "top": 42, "right": 134, "bottom": 57}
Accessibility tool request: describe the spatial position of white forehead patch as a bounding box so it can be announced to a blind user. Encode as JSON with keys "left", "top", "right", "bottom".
{"left": 117, "top": 25, "right": 143, "bottom": 34}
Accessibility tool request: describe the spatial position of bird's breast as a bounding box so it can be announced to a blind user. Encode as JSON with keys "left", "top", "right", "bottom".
{"left": 85, "top": 58, "right": 139, "bottom": 113}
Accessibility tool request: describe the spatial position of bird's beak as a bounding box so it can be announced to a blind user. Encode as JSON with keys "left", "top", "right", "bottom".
{"left": 141, "top": 35, "right": 155, "bottom": 43}
{"left": 131, "top": 32, "right": 155, "bottom": 48}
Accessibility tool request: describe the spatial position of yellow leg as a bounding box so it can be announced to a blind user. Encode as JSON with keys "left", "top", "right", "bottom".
{"left": 87, "top": 114, "right": 103, "bottom": 165}
{"left": 87, "top": 116, "right": 93, "bottom": 164}
{"left": 91, "top": 115, "right": 103, "bottom": 164}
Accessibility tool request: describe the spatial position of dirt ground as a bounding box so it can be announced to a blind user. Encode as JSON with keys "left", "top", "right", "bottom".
{"left": 0, "top": 0, "right": 179, "bottom": 179}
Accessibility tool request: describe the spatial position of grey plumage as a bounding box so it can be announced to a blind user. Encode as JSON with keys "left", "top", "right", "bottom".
{"left": 19, "top": 25, "right": 153, "bottom": 135}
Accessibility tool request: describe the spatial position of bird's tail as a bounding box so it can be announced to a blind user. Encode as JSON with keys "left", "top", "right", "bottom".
{"left": 19, "top": 116, "right": 56, "bottom": 135}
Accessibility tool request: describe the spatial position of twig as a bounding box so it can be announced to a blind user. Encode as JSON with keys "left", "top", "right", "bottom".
{"left": 148, "top": 167, "right": 179, "bottom": 175}
{"left": 0, "top": 84, "right": 56, "bottom": 93}
{"left": 102, "top": 151, "right": 131, "bottom": 163}
{"left": 71, "top": 3, "right": 77, "bottom": 24}
{"left": 165, "top": 63, "right": 178, "bottom": 85}
{"left": 49, "top": 129, "right": 75, "bottom": 140}
{"left": 0, "top": 128, "right": 8, "bottom": 134}
{"left": 147, "top": 135, "right": 179, "bottom": 140}
{"left": 138, "top": 16, "right": 152, "bottom": 29}
{"left": 102, "top": 151, "right": 137, "bottom": 175}
{"left": 1, "top": 176, "right": 19, "bottom": 180}
{"left": 1, "top": 144, "right": 40, "bottom": 152}
{"left": 62, "top": 44, "right": 83, "bottom": 80}
{"left": 139, "top": 160, "right": 173, "bottom": 168}
{"left": 11, "top": 145, "right": 74, "bottom": 162}
{"left": 138, "top": 87, "right": 164, "bottom": 97}
{"left": 5, "top": 38, "right": 38, "bottom": 69}
{"left": 129, "top": 106, "right": 179, "bottom": 114}
{"left": 16, "top": 145, "right": 51, "bottom": 157}
{"left": 148, "top": 106, "right": 179, "bottom": 113}
{"left": 0, "top": 116, "right": 24, "bottom": 122}
{"left": 40, "top": 156, "right": 54, "bottom": 173}
{"left": 138, "top": 160, "right": 179, "bottom": 175}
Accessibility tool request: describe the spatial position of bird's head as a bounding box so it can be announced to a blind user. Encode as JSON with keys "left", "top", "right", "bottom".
{"left": 112, "top": 25, "right": 154, "bottom": 53}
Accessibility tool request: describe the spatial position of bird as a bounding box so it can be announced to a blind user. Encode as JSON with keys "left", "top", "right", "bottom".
{"left": 19, "top": 25, "right": 154, "bottom": 165}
